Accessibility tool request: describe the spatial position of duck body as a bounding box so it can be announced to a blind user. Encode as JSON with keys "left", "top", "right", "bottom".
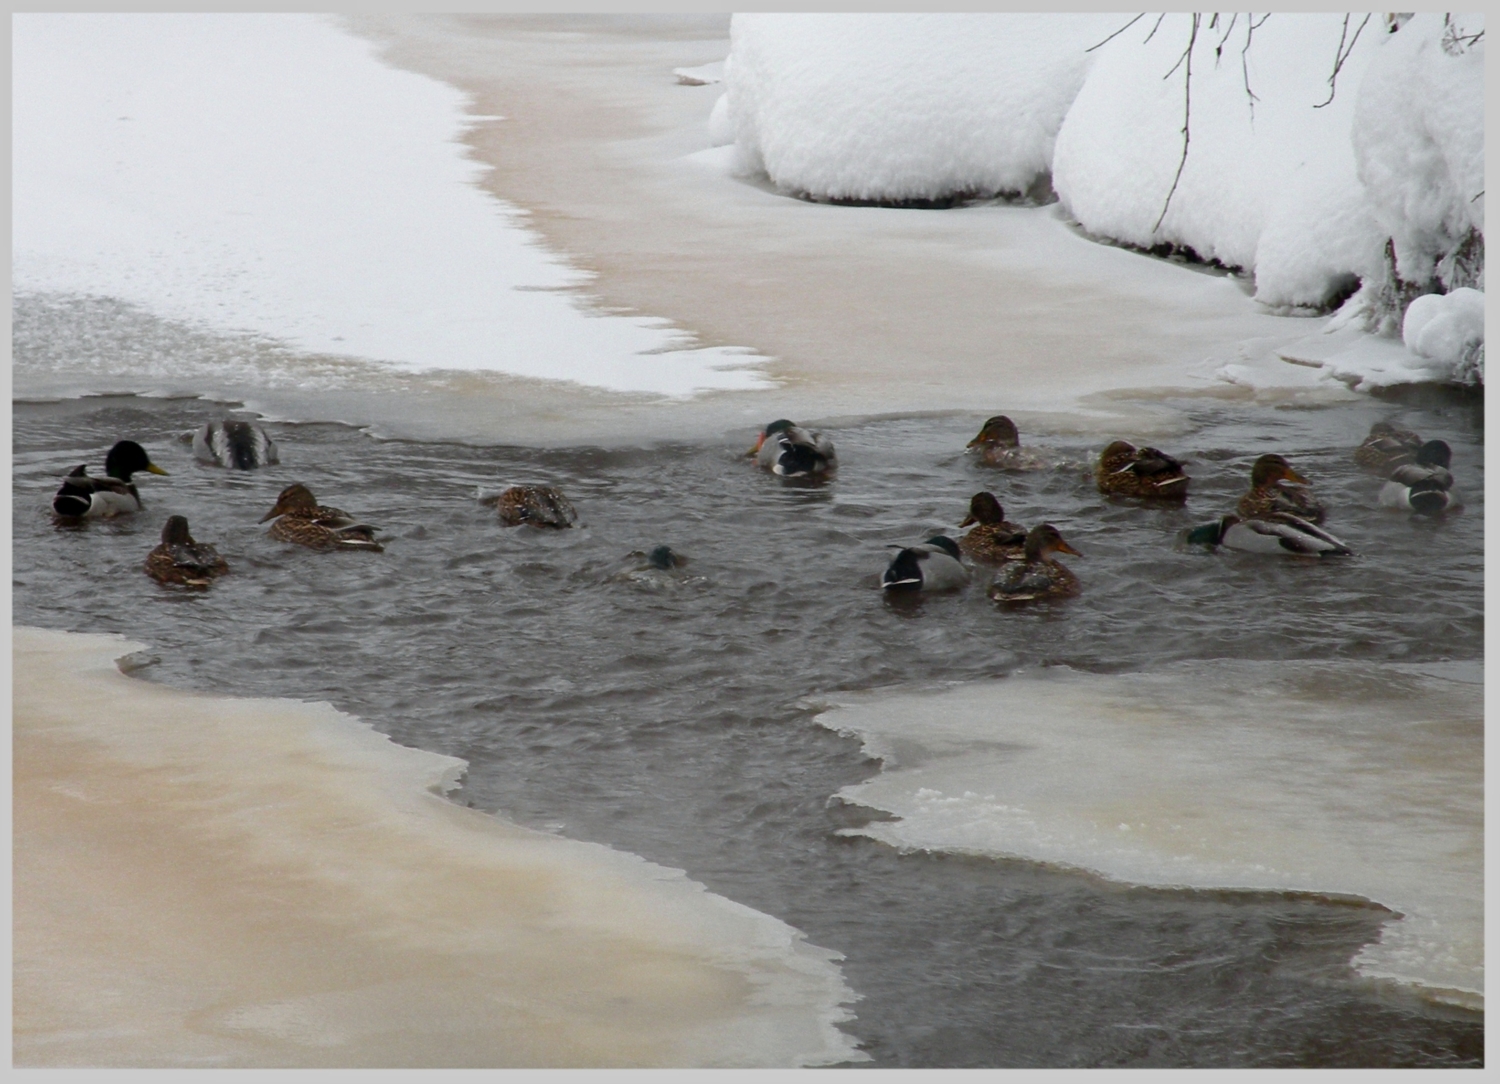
{"left": 1378, "top": 440, "right": 1460, "bottom": 516}
{"left": 988, "top": 524, "right": 1082, "bottom": 602}
{"left": 193, "top": 421, "right": 279, "bottom": 469}
{"left": 1096, "top": 440, "right": 1189, "bottom": 499}
{"left": 52, "top": 441, "right": 169, "bottom": 518}
{"left": 145, "top": 515, "right": 230, "bottom": 586}
{"left": 966, "top": 415, "right": 1055, "bottom": 470}
{"left": 957, "top": 491, "right": 1027, "bottom": 564}
{"left": 752, "top": 420, "right": 837, "bottom": 478}
{"left": 1184, "top": 513, "right": 1353, "bottom": 557}
{"left": 882, "top": 535, "right": 969, "bottom": 593}
{"left": 1237, "top": 453, "right": 1325, "bottom": 524}
{"left": 261, "top": 483, "right": 383, "bottom": 552}
{"left": 486, "top": 485, "right": 578, "bottom": 528}
{"left": 1354, "top": 421, "right": 1423, "bottom": 475}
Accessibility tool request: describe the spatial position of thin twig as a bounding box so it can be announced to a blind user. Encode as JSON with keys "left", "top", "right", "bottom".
{"left": 1314, "top": 13, "right": 1372, "bottom": 108}
{"left": 1154, "top": 14, "right": 1200, "bottom": 233}
{"left": 1142, "top": 13, "right": 1167, "bottom": 45}
{"left": 1214, "top": 12, "right": 1239, "bottom": 64}
{"left": 1085, "top": 13, "right": 1145, "bottom": 53}
{"left": 1241, "top": 14, "right": 1268, "bottom": 119}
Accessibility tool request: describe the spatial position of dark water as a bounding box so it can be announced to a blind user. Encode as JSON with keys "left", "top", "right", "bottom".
{"left": 12, "top": 387, "right": 1483, "bottom": 1068}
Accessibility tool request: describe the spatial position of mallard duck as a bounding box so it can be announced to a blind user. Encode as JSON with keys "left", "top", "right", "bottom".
{"left": 957, "top": 492, "right": 1027, "bottom": 564}
{"left": 988, "top": 524, "right": 1082, "bottom": 602}
{"left": 1095, "top": 440, "right": 1189, "bottom": 499}
{"left": 1237, "top": 454, "right": 1325, "bottom": 523}
{"left": 643, "top": 545, "right": 686, "bottom": 570}
{"left": 750, "top": 419, "right": 837, "bottom": 478}
{"left": 882, "top": 535, "right": 969, "bottom": 592}
{"left": 260, "top": 483, "right": 383, "bottom": 551}
{"left": 1184, "top": 512, "right": 1353, "bottom": 556}
{"left": 52, "top": 440, "right": 169, "bottom": 518}
{"left": 144, "top": 515, "right": 230, "bottom": 586}
{"left": 1353, "top": 420, "right": 1423, "bottom": 475}
{"left": 192, "top": 420, "right": 279, "bottom": 469}
{"left": 1379, "top": 439, "right": 1460, "bottom": 516}
{"left": 965, "top": 415, "right": 1055, "bottom": 470}
{"left": 483, "top": 485, "right": 578, "bottom": 528}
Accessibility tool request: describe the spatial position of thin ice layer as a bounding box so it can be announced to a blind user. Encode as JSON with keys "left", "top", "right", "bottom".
{"left": 816, "top": 661, "right": 1482, "bottom": 1009}
{"left": 13, "top": 627, "right": 862, "bottom": 1067}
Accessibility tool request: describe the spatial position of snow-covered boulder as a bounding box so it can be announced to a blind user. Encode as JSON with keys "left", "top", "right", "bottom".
{"left": 724, "top": 13, "right": 1115, "bottom": 203}
{"left": 1403, "top": 287, "right": 1485, "bottom": 383}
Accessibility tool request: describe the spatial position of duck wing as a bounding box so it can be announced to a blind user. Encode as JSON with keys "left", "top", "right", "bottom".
{"left": 1234, "top": 515, "right": 1353, "bottom": 556}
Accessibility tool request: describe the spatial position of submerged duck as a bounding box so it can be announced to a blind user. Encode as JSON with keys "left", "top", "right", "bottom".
{"left": 52, "top": 440, "right": 169, "bottom": 518}
{"left": 193, "top": 420, "right": 279, "bottom": 469}
{"left": 750, "top": 419, "right": 837, "bottom": 478}
{"left": 988, "top": 524, "right": 1082, "bottom": 602}
{"left": 642, "top": 544, "right": 686, "bottom": 570}
{"left": 1095, "top": 440, "right": 1189, "bottom": 499}
{"left": 882, "top": 535, "right": 969, "bottom": 593}
{"left": 145, "top": 515, "right": 231, "bottom": 586}
{"left": 484, "top": 485, "right": 578, "bottom": 528}
{"left": 260, "top": 483, "right": 383, "bottom": 551}
{"left": 1379, "top": 440, "right": 1460, "bottom": 516}
{"left": 1353, "top": 421, "right": 1423, "bottom": 475}
{"left": 1237, "top": 454, "right": 1325, "bottom": 524}
{"left": 957, "top": 492, "right": 1027, "bottom": 564}
{"left": 1184, "top": 513, "right": 1353, "bottom": 557}
{"left": 966, "top": 415, "right": 1054, "bottom": 470}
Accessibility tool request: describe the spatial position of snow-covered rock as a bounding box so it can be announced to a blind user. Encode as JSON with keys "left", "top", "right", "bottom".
{"left": 1403, "top": 287, "right": 1485, "bottom": 382}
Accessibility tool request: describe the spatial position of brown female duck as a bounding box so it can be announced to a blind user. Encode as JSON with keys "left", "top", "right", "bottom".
{"left": 484, "top": 485, "right": 578, "bottom": 528}
{"left": 144, "top": 515, "right": 229, "bottom": 586}
{"left": 1095, "top": 440, "right": 1189, "bottom": 499}
{"left": 260, "top": 483, "right": 384, "bottom": 551}
{"left": 966, "top": 415, "right": 1054, "bottom": 470}
{"left": 988, "top": 524, "right": 1083, "bottom": 602}
{"left": 1237, "top": 454, "right": 1325, "bottom": 524}
{"left": 956, "top": 491, "right": 1027, "bottom": 564}
{"left": 1353, "top": 421, "right": 1423, "bottom": 475}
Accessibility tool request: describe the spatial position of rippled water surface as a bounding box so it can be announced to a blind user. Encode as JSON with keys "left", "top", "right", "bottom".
{"left": 12, "top": 385, "right": 1483, "bottom": 1067}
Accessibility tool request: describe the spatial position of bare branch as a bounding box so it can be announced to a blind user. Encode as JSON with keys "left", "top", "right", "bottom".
{"left": 1154, "top": 13, "right": 1200, "bottom": 233}
{"left": 1213, "top": 12, "right": 1239, "bottom": 65}
{"left": 1085, "top": 13, "right": 1145, "bottom": 54}
{"left": 1241, "top": 13, "right": 1268, "bottom": 119}
{"left": 1314, "top": 13, "right": 1372, "bottom": 108}
{"left": 1142, "top": 13, "right": 1167, "bottom": 45}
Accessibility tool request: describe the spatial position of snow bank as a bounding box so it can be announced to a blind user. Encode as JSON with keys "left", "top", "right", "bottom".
{"left": 726, "top": 14, "right": 1116, "bottom": 203}
{"left": 1403, "top": 287, "right": 1485, "bottom": 382}
{"left": 721, "top": 13, "right": 1483, "bottom": 385}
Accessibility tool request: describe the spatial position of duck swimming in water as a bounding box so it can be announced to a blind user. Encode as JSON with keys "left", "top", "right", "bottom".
{"left": 52, "top": 440, "right": 169, "bottom": 518}
{"left": 750, "top": 419, "right": 837, "bottom": 478}
{"left": 1237, "top": 454, "right": 1325, "bottom": 524}
{"left": 1183, "top": 513, "right": 1353, "bottom": 557}
{"left": 882, "top": 535, "right": 969, "bottom": 593}
{"left": 1095, "top": 440, "right": 1189, "bottom": 499}
{"left": 484, "top": 485, "right": 578, "bottom": 528}
{"left": 144, "top": 515, "right": 231, "bottom": 586}
{"left": 957, "top": 492, "right": 1027, "bottom": 564}
{"left": 1353, "top": 421, "right": 1423, "bottom": 475}
{"left": 260, "top": 483, "right": 383, "bottom": 551}
{"left": 987, "top": 524, "right": 1082, "bottom": 602}
{"left": 1379, "top": 439, "right": 1460, "bottom": 516}
{"left": 192, "top": 420, "right": 279, "bottom": 469}
{"left": 966, "top": 415, "right": 1055, "bottom": 470}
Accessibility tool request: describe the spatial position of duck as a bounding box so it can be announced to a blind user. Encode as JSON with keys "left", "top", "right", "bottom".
{"left": 1183, "top": 512, "right": 1353, "bottom": 556}
{"left": 483, "top": 485, "right": 578, "bottom": 528}
{"left": 192, "top": 420, "right": 279, "bottom": 469}
{"left": 750, "top": 419, "right": 837, "bottom": 478}
{"left": 1379, "top": 439, "right": 1460, "bottom": 516}
{"left": 966, "top": 415, "right": 1055, "bottom": 470}
{"left": 987, "top": 524, "right": 1082, "bottom": 602}
{"left": 259, "top": 483, "right": 384, "bottom": 551}
{"left": 1353, "top": 420, "right": 1423, "bottom": 475}
{"left": 1095, "top": 440, "right": 1189, "bottom": 499}
{"left": 1236, "top": 453, "right": 1325, "bottom": 524}
{"left": 643, "top": 544, "right": 686, "bottom": 570}
{"left": 52, "top": 440, "right": 169, "bottom": 518}
{"left": 956, "top": 492, "right": 1027, "bottom": 564}
{"left": 144, "top": 515, "right": 231, "bottom": 586}
{"left": 882, "top": 535, "right": 969, "bottom": 593}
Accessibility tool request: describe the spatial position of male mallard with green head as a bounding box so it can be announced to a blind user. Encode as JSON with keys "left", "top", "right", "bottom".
{"left": 1237, "top": 454, "right": 1324, "bottom": 523}
{"left": 260, "top": 483, "right": 384, "bottom": 551}
{"left": 1095, "top": 440, "right": 1189, "bottom": 499}
{"left": 1183, "top": 513, "right": 1353, "bottom": 557}
{"left": 484, "top": 485, "right": 578, "bottom": 528}
{"left": 750, "top": 419, "right": 837, "bottom": 478}
{"left": 145, "top": 515, "right": 231, "bottom": 586}
{"left": 966, "top": 415, "right": 1054, "bottom": 470}
{"left": 882, "top": 535, "right": 969, "bottom": 593}
{"left": 192, "top": 420, "right": 279, "bottom": 469}
{"left": 1353, "top": 421, "right": 1423, "bottom": 475}
{"left": 1379, "top": 439, "right": 1460, "bottom": 516}
{"left": 957, "top": 492, "right": 1027, "bottom": 564}
{"left": 52, "top": 440, "right": 169, "bottom": 518}
{"left": 987, "top": 524, "right": 1082, "bottom": 602}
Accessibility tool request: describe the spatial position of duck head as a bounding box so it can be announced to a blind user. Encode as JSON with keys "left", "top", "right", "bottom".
{"left": 1249, "top": 453, "right": 1308, "bottom": 488}
{"left": 1414, "top": 439, "right": 1452, "bottom": 468}
{"left": 967, "top": 415, "right": 1019, "bottom": 449}
{"left": 749, "top": 418, "right": 797, "bottom": 456}
{"left": 161, "top": 515, "right": 194, "bottom": 545}
{"left": 1023, "top": 523, "right": 1081, "bottom": 562}
{"left": 105, "top": 440, "right": 169, "bottom": 481}
{"left": 959, "top": 491, "right": 1007, "bottom": 527}
{"left": 260, "top": 483, "right": 318, "bottom": 522}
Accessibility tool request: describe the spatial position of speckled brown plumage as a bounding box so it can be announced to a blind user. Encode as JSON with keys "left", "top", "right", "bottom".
{"left": 957, "top": 492, "right": 1027, "bottom": 564}
{"left": 1236, "top": 454, "right": 1325, "bottom": 524}
{"left": 1095, "top": 440, "right": 1189, "bottom": 499}
{"left": 1353, "top": 421, "right": 1424, "bottom": 475}
{"left": 144, "top": 515, "right": 229, "bottom": 586}
{"left": 260, "top": 483, "right": 383, "bottom": 552}
{"left": 966, "top": 415, "right": 1056, "bottom": 470}
{"left": 491, "top": 485, "right": 578, "bottom": 528}
{"left": 987, "top": 524, "right": 1082, "bottom": 602}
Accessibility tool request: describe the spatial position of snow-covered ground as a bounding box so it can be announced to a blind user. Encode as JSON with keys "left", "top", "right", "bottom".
{"left": 722, "top": 12, "right": 1484, "bottom": 388}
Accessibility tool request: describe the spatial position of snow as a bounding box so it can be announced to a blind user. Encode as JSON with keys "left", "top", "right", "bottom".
{"left": 12, "top": 13, "right": 772, "bottom": 397}
{"left": 720, "top": 13, "right": 1484, "bottom": 388}
{"left": 1403, "top": 288, "right": 1485, "bottom": 379}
